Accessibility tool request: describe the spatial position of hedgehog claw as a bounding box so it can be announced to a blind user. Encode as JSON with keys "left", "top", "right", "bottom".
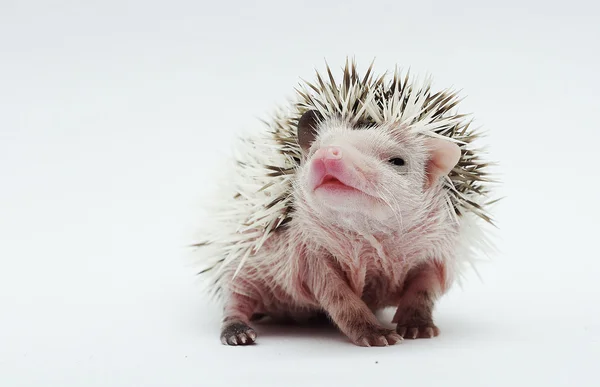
{"left": 220, "top": 321, "right": 257, "bottom": 346}
{"left": 355, "top": 327, "right": 403, "bottom": 347}
{"left": 396, "top": 324, "right": 439, "bottom": 339}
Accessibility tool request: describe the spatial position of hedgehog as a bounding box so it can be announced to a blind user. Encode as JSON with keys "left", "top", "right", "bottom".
{"left": 193, "top": 59, "right": 497, "bottom": 347}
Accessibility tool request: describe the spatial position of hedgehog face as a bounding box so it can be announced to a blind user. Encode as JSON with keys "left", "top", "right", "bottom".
{"left": 294, "top": 112, "right": 461, "bottom": 233}
{"left": 295, "top": 116, "right": 429, "bottom": 231}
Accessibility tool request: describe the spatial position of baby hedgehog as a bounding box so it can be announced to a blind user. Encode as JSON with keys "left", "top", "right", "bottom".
{"left": 194, "top": 60, "right": 497, "bottom": 347}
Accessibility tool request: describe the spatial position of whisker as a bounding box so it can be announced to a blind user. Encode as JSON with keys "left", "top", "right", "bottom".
{"left": 378, "top": 184, "right": 404, "bottom": 231}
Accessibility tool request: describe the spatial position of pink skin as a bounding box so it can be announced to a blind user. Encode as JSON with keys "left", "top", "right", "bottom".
{"left": 310, "top": 146, "right": 379, "bottom": 202}
{"left": 392, "top": 262, "right": 447, "bottom": 339}
{"left": 220, "top": 120, "right": 461, "bottom": 346}
{"left": 424, "top": 137, "right": 462, "bottom": 188}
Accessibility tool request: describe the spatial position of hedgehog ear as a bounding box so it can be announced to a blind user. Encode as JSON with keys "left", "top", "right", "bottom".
{"left": 425, "top": 137, "right": 461, "bottom": 189}
{"left": 297, "top": 110, "right": 322, "bottom": 153}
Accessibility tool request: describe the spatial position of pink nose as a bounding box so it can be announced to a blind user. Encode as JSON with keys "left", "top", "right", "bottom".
{"left": 314, "top": 146, "right": 343, "bottom": 160}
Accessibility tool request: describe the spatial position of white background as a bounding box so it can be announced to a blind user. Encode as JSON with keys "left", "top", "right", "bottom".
{"left": 1, "top": 0, "right": 599, "bottom": 386}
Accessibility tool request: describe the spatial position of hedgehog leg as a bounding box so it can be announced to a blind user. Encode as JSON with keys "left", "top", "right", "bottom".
{"left": 309, "top": 259, "right": 402, "bottom": 347}
{"left": 392, "top": 262, "right": 445, "bottom": 339}
{"left": 220, "top": 292, "right": 258, "bottom": 346}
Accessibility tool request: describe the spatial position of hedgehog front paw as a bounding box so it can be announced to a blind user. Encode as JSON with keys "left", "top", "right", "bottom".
{"left": 396, "top": 323, "right": 440, "bottom": 339}
{"left": 393, "top": 292, "right": 439, "bottom": 340}
{"left": 220, "top": 321, "right": 257, "bottom": 346}
{"left": 354, "top": 327, "right": 403, "bottom": 347}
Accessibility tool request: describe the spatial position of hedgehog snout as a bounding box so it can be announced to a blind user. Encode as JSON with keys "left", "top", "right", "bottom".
{"left": 308, "top": 144, "right": 368, "bottom": 193}
{"left": 313, "top": 146, "right": 343, "bottom": 161}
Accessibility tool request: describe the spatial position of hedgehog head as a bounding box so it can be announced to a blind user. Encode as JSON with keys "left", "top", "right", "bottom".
{"left": 293, "top": 110, "right": 461, "bottom": 233}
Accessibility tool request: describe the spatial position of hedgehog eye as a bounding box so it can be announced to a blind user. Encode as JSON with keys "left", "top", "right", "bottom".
{"left": 389, "top": 158, "right": 405, "bottom": 166}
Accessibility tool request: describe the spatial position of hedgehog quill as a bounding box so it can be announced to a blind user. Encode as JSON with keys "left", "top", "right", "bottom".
{"left": 194, "top": 60, "right": 498, "bottom": 347}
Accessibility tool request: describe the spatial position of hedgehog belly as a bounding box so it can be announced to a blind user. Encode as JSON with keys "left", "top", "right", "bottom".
{"left": 226, "top": 232, "right": 438, "bottom": 321}
{"left": 227, "top": 252, "right": 431, "bottom": 325}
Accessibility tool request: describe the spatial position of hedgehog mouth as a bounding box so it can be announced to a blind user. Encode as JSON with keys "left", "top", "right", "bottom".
{"left": 315, "top": 174, "right": 365, "bottom": 195}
